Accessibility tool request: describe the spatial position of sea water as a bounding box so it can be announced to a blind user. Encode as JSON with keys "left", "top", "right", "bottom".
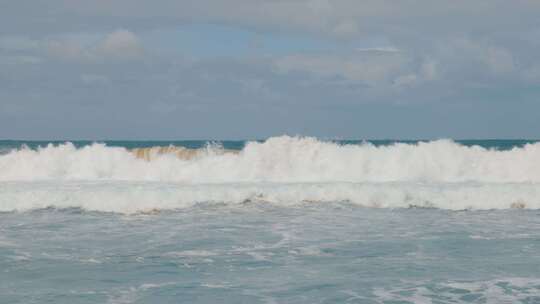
{"left": 1, "top": 136, "right": 540, "bottom": 303}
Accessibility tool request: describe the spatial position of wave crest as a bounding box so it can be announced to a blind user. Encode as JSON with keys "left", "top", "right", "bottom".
{"left": 131, "top": 146, "right": 237, "bottom": 161}
{"left": 2, "top": 136, "right": 540, "bottom": 212}
{"left": 1, "top": 136, "right": 540, "bottom": 183}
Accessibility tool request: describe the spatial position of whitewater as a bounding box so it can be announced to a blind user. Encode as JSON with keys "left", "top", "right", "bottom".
{"left": 1, "top": 136, "right": 540, "bottom": 213}
{"left": 2, "top": 137, "right": 540, "bottom": 303}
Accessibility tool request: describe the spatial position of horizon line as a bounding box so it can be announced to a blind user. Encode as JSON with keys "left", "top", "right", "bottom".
{"left": 1, "top": 138, "right": 539, "bottom": 142}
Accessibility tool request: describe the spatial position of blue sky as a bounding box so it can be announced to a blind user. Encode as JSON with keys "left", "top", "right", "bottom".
{"left": 1, "top": 0, "right": 540, "bottom": 139}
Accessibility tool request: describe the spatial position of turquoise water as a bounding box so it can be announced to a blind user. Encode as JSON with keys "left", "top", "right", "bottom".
{"left": 1, "top": 138, "right": 540, "bottom": 303}
{"left": 2, "top": 205, "right": 540, "bottom": 303}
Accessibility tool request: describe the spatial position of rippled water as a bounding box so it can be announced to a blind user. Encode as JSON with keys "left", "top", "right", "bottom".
{"left": 2, "top": 205, "right": 540, "bottom": 303}
{"left": 2, "top": 137, "right": 540, "bottom": 303}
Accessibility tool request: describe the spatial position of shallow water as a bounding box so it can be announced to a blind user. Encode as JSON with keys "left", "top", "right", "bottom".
{"left": 2, "top": 205, "right": 540, "bottom": 303}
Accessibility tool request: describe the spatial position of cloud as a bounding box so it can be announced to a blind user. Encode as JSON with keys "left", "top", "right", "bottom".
{"left": 430, "top": 38, "right": 519, "bottom": 83}
{"left": 523, "top": 64, "right": 540, "bottom": 84}
{"left": 80, "top": 74, "right": 110, "bottom": 86}
{"left": 274, "top": 52, "right": 410, "bottom": 86}
{"left": 356, "top": 47, "right": 400, "bottom": 53}
{"left": 2, "top": 0, "right": 539, "bottom": 38}
{"left": 0, "top": 40, "right": 538, "bottom": 139}
{"left": 420, "top": 60, "right": 437, "bottom": 81}
{"left": 0, "top": 55, "right": 41, "bottom": 65}
{"left": 46, "top": 39, "right": 86, "bottom": 61}
{"left": 272, "top": 50, "right": 442, "bottom": 89}
{"left": 485, "top": 47, "right": 514, "bottom": 74}
{"left": 0, "top": 29, "right": 144, "bottom": 64}
{"left": 393, "top": 74, "right": 417, "bottom": 87}
{"left": 332, "top": 19, "right": 359, "bottom": 37}
{"left": 49, "top": 29, "right": 143, "bottom": 62}
{"left": 0, "top": 36, "right": 41, "bottom": 51}
{"left": 1, "top": 0, "right": 540, "bottom": 139}
{"left": 95, "top": 29, "right": 143, "bottom": 59}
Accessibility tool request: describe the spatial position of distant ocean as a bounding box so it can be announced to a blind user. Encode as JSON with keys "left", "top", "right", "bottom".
{"left": 2, "top": 136, "right": 540, "bottom": 303}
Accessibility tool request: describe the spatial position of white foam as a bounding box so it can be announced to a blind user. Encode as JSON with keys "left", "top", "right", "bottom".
{"left": 1, "top": 136, "right": 540, "bottom": 183}
{"left": 164, "top": 250, "right": 217, "bottom": 257}
{"left": 2, "top": 136, "right": 540, "bottom": 213}
{"left": 373, "top": 278, "right": 540, "bottom": 303}
{"left": 1, "top": 181, "right": 539, "bottom": 213}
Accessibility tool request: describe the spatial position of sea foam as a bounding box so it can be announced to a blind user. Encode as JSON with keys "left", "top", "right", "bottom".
{"left": 1, "top": 181, "right": 539, "bottom": 213}
{"left": 1, "top": 136, "right": 540, "bottom": 212}
{"left": 1, "top": 136, "right": 539, "bottom": 183}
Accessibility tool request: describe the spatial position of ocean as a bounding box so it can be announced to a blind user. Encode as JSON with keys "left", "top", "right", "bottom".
{"left": 1, "top": 136, "right": 540, "bottom": 303}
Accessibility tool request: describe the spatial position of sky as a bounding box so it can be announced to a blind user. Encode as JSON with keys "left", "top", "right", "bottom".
{"left": 1, "top": 0, "right": 540, "bottom": 140}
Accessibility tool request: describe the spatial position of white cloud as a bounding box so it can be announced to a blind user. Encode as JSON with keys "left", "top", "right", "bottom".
{"left": 455, "top": 39, "right": 514, "bottom": 73}
{"left": 274, "top": 52, "right": 409, "bottom": 86}
{"left": 273, "top": 50, "right": 444, "bottom": 89}
{"left": 95, "top": 29, "right": 143, "bottom": 59}
{"left": 4, "top": 29, "right": 145, "bottom": 63}
{"left": 4, "top": 0, "right": 539, "bottom": 40}
{"left": 0, "top": 1, "right": 539, "bottom": 115}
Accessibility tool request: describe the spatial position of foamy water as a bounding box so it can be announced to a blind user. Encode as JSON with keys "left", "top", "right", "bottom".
{"left": 1, "top": 136, "right": 540, "bottom": 212}
{"left": 2, "top": 136, "right": 540, "bottom": 183}
{"left": 2, "top": 204, "right": 540, "bottom": 303}
{"left": 1, "top": 137, "right": 540, "bottom": 303}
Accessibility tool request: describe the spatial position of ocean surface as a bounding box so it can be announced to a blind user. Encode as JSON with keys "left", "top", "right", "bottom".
{"left": 1, "top": 136, "right": 540, "bottom": 303}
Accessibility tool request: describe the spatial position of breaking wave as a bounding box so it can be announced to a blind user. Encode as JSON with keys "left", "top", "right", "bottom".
{"left": 1, "top": 136, "right": 540, "bottom": 212}
{"left": 2, "top": 181, "right": 539, "bottom": 213}
{"left": 1, "top": 136, "right": 540, "bottom": 183}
